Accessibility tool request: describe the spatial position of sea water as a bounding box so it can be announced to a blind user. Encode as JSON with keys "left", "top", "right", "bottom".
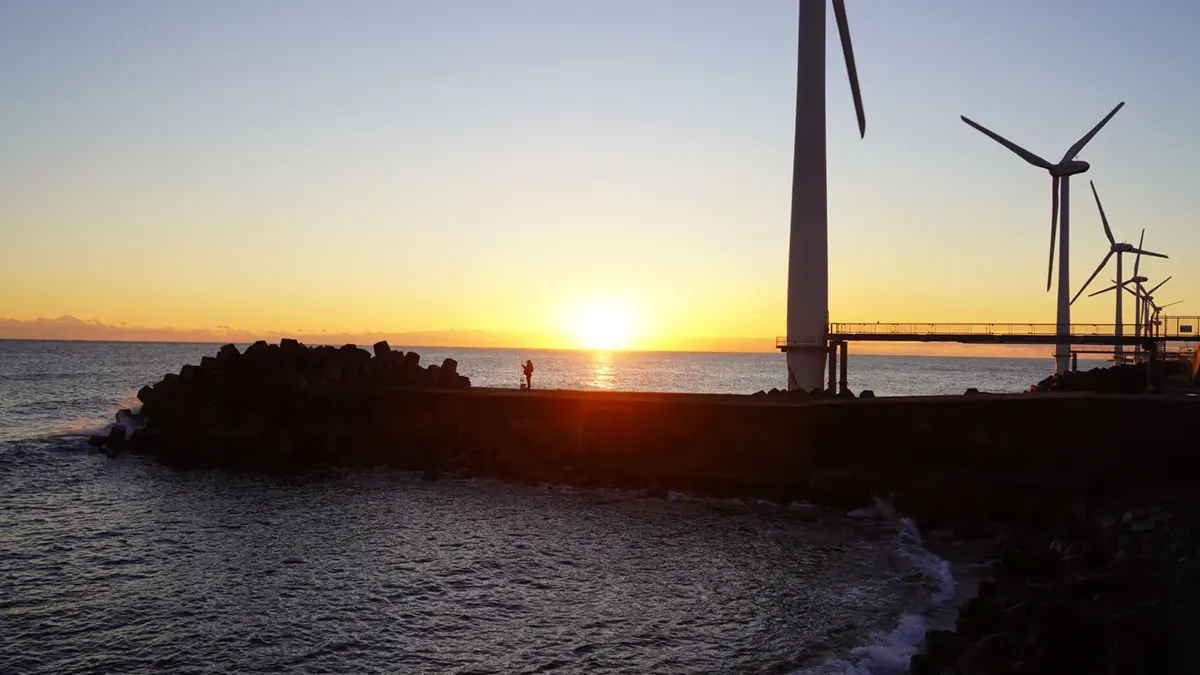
{"left": 1, "top": 340, "right": 1036, "bottom": 673}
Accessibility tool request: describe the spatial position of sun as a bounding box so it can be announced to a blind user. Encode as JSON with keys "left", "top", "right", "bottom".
{"left": 571, "top": 303, "right": 634, "bottom": 351}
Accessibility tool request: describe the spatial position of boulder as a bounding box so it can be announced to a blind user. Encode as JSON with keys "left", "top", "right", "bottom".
{"left": 114, "top": 337, "right": 470, "bottom": 468}
{"left": 373, "top": 340, "right": 391, "bottom": 360}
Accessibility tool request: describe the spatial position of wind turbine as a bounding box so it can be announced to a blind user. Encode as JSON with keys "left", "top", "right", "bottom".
{"left": 785, "top": 0, "right": 866, "bottom": 392}
{"left": 1147, "top": 299, "right": 1183, "bottom": 338}
{"left": 1140, "top": 276, "right": 1173, "bottom": 338}
{"left": 960, "top": 102, "right": 1125, "bottom": 375}
{"left": 1070, "top": 183, "right": 1167, "bottom": 363}
{"left": 1091, "top": 273, "right": 1172, "bottom": 357}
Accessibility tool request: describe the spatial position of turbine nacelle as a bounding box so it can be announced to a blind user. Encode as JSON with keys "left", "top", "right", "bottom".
{"left": 1050, "top": 160, "right": 1090, "bottom": 177}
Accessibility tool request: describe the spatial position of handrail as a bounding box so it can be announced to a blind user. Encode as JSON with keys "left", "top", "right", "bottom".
{"left": 774, "top": 317, "right": 1200, "bottom": 346}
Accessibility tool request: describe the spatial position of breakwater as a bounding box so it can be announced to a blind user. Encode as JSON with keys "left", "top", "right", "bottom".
{"left": 102, "top": 341, "right": 1199, "bottom": 531}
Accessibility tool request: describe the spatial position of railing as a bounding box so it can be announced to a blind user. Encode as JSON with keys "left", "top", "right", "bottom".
{"left": 830, "top": 323, "right": 1125, "bottom": 337}
{"left": 774, "top": 317, "right": 1200, "bottom": 347}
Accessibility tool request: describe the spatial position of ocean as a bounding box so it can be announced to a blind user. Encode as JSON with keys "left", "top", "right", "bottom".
{"left": 0, "top": 340, "right": 1060, "bottom": 674}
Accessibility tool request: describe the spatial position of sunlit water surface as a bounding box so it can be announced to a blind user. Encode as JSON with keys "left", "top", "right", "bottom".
{"left": 0, "top": 341, "right": 1044, "bottom": 673}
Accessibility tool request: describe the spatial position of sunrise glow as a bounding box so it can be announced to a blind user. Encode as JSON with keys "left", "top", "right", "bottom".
{"left": 569, "top": 302, "right": 635, "bottom": 351}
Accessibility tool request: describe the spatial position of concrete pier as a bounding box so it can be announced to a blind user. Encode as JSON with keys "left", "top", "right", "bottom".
{"left": 360, "top": 388, "right": 1198, "bottom": 527}
{"left": 117, "top": 339, "right": 1200, "bottom": 531}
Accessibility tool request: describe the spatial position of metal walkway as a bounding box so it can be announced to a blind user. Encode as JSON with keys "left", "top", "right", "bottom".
{"left": 777, "top": 317, "right": 1200, "bottom": 349}
{"left": 775, "top": 318, "right": 1200, "bottom": 393}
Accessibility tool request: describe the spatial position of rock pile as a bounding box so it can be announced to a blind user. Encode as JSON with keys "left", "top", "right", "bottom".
{"left": 1031, "top": 363, "right": 1148, "bottom": 393}
{"left": 93, "top": 339, "right": 470, "bottom": 467}
{"left": 751, "top": 387, "right": 857, "bottom": 399}
{"left": 913, "top": 495, "right": 1196, "bottom": 674}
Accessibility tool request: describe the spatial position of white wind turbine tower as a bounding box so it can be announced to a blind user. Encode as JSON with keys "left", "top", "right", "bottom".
{"left": 1069, "top": 182, "right": 1167, "bottom": 364}
{"left": 785, "top": 0, "right": 866, "bottom": 392}
{"left": 960, "top": 102, "right": 1125, "bottom": 375}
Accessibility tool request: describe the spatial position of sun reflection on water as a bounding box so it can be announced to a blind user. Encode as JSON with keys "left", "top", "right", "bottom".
{"left": 588, "top": 351, "right": 617, "bottom": 390}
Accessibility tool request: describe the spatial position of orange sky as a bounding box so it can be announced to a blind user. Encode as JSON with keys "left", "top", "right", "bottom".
{"left": 0, "top": 314, "right": 1126, "bottom": 360}
{"left": 4, "top": 3, "right": 1197, "bottom": 359}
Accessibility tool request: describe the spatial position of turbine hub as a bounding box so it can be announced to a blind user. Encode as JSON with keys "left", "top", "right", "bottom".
{"left": 1051, "top": 160, "right": 1090, "bottom": 177}
{"left": 1114, "top": 243, "right": 1134, "bottom": 252}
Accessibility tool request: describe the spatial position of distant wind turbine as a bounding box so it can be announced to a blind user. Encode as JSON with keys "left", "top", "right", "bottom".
{"left": 1139, "top": 276, "right": 1174, "bottom": 338}
{"left": 1091, "top": 271, "right": 1172, "bottom": 356}
{"left": 785, "top": 0, "right": 866, "bottom": 392}
{"left": 1147, "top": 299, "right": 1183, "bottom": 338}
{"left": 960, "top": 102, "right": 1125, "bottom": 375}
{"left": 1070, "top": 183, "right": 1166, "bottom": 364}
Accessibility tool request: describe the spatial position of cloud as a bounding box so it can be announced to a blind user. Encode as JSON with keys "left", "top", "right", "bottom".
{"left": 0, "top": 315, "right": 1094, "bottom": 359}
{"left": 0, "top": 315, "right": 571, "bottom": 349}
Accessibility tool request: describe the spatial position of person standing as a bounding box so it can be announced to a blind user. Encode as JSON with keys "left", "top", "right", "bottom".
{"left": 522, "top": 359, "right": 534, "bottom": 389}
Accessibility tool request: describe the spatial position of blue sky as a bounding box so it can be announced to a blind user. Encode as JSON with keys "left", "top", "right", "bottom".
{"left": 1, "top": 0, "right": 1197, "bottom": 347}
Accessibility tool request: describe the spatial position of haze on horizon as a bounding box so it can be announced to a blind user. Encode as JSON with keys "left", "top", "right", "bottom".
{"left": 2, "top": 0, "right": 1198, "bottom": 355}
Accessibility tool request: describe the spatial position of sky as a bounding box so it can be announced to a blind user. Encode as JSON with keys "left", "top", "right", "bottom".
{"left": 2, "top": 0, "right": 1198, "bottom": 353}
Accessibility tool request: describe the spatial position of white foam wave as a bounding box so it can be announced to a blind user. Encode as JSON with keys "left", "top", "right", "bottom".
{"left": 794, "top": 499, "right": 958, "bottom": 675}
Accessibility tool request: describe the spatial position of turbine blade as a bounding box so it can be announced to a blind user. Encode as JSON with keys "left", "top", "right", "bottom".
{"left": 1062, "top": 101, "right": 1126, "bottom": 162}
{"left": 1161, "top": 301, "right": 1183, "bottom": 309}
{"left": 1088, "top": 284, "right": 1118, "bottom": 297}
{"left": 960, "top": 116, "right": 1054, "bottom": 169}
{"left": 1047, "top": 176, "right": 1059, "bottom": 291}
{"left": 1089, "top": 180, "right": 1116, "bottom": 245}
{"left": 1148, "top": 276, "right": 1172, "bottom": 295}
{"left": 831, "top": 0, "right": 866, "bottom": 139}
{"left": 1071, "top": 251, "right": 1113, "bottom": 305}
{"left": 1130, "top": 248, "right": 1168, "bottom": 260}
{"left": 1133, "top": 228, "right": 1145, "bottom": 277}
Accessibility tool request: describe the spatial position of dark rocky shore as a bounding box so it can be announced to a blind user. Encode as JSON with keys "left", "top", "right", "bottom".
{"left": 95, "top": 341, "right": 1199, "bottom": 674}
{"left": 916, "top": 494, "right": 1198, "bottom": 674}
{"left": 95, "top": 339, "right": 469, "bottom": 468}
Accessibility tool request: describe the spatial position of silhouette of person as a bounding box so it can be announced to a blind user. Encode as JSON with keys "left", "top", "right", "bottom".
{"left": 523, "top": 359, "right": 534, "bottom": 389}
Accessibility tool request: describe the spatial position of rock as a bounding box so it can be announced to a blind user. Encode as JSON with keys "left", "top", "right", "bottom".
{"left": 958, "top": 630, "right": 1020, "bottom": 671}
{"left": 859, "top": 390, "right": 875, "bottom": 398}
{"left": 965, "top": 387, "right": 981, "bottom": 395}
{"left": 111, "top": 338, "right": 470, "bottom": 468}
{"left": 106, "top": 425, "right": 126, "bottom": 450}
{"left": 373, "top": 340, "right": 391, "bottom": 360}
{"left": 87, "top": 435, "right": 107, "bottom": 447}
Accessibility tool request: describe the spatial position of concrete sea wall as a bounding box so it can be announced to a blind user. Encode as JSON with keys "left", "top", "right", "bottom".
{"left": 111, "top": 341, "right": 1200, "bottom": 531}
{"left": 370, "top": 388, "right": 1199, "bottom": 524}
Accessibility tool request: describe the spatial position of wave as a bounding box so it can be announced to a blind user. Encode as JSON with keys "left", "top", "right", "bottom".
{"left": 796, "top": 497, "right": 958, "bottom": 675}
